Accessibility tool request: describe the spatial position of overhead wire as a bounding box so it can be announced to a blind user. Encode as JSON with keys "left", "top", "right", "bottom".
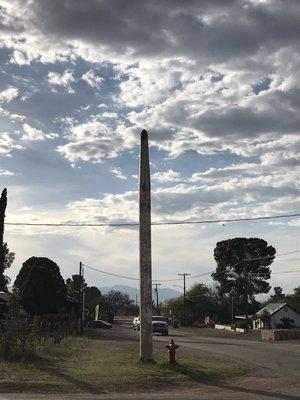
{"left": 5, "top": 212, "right": 300, "bottom": 228}
{"left": 82, "top": 264, "right": 139, "bottom": 281}
{"left": 186, "top": 251, "right": 300, "bottom": 280}
{"left": 83, "top": 250, "right": 300, "bottom": 283}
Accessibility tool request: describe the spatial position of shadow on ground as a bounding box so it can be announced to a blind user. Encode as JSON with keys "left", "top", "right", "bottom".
{"left": 168, "top": 362, "right": 300, "bottom": 400}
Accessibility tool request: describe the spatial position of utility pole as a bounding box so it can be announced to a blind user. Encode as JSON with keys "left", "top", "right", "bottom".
{"left": 178, "top": 273, "right": 191, "bottom": 325}
{"left": 244, "top": 250, "right": 250, "bottom": 332}
{"left": 139, "top": 129, "right": 153, "bottom": 362}
{"left": 152, "top": 283, "right": 161, "bottom": 313}
{"left": 231, "top": 294, "right": 234, "bottom": 325}
{"left": 79, "top": 261, "right": 84, "bottom": 336}
{"left": 0, "top": 188, "right": 7, "bottom": 292}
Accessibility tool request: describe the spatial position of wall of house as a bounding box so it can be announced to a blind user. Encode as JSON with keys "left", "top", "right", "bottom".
{"left": 253, "top": 306, "right": 300, "bottom": 329}
{"left": 270, "top": 306, "right": 300, "bottom": 329}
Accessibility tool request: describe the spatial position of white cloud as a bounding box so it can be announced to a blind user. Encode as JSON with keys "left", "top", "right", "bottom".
{"left": 10, "top": 50, "right": 30, "bottom": 65}
{"left": 57, "top": 119, "right": 135, "bottom": 162}
{"left": 111, "top": 167, "right": 127, "bottom": 180}
{"left": 81, "top": 69, "right": 103, "bottom": 89}
{"left": 1, "top": 1, "right": 299, "bottom": 164}
{"left": 67, "top": 193, "right": 138, "bottom": 225}
{"left": 0, "top": 132, "right": 23, "bottom": 156}
{"left": 152, "top": 169, "right": 182, "bottom": 183}
{"left": 0, "top": 169, "right": 15, "bottom": 176}
{"left": 102, "top": 112, "right": 118, "bottom": 119}
{"left": 48, "top": 69, "right": 75, "bottom": 93}
{"left": 0, "top": 87, "right": 19, "bottom": 103}
{"left": 63, "top": 166, "right": 299, "bottom": 227}
{"left": 22, "top": 123, "right": 58, "bottom": 141}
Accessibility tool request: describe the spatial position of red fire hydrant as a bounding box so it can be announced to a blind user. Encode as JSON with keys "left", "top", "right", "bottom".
{"left": 165, "top": 339, "right": 179, "bottom": 364}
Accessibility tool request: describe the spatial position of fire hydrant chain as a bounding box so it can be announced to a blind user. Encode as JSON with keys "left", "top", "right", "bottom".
{"left": 165, "top": 339, "right": 179, "bottom": 364}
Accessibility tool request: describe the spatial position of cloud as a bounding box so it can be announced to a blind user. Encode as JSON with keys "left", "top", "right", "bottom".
{"left": 48, "top": 69, "right": 75, "bottom": 93}
{"left": 81, "top": 69, "right": 103, "bottom": 89}
{"left": 21, "top": 123, "right": 58, "bottom": 141}
{"left": 0, "top": 132, "right": 23, "bottom": 156}
{"left": 101, "top": 112, "right": 118, "bottom": 119}
{"left": 111, "top": 168, "right": 127, "bottom": 180}
{"left": 0, "top": 87, "right": 19, "bottom": 103}
{"left": 2, "top": 0, "right": 300, "bottom": 65}
{"left": 64, "top": 167, "right": 299, "bottom": 227}
{"left": 152, "top": 169, "right": 182, "bottom": 183}
{"left": 0, "top": 169, "right": 15, "bottom": 176}
{"left": 1, "top": 1, "right": 299, "bottom": 164}
{"left": 57, "top": 119, "right": 135, "bottom": 162}
{"left": 67, "top": 193, "right": 138, "bottom": 225}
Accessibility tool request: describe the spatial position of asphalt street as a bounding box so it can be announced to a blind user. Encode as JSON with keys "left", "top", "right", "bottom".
{"left": 154, "top": 327, "right": 300, "bottom": 374}
{"left": 116, "top": 317, "right": 300, "bottom": 375}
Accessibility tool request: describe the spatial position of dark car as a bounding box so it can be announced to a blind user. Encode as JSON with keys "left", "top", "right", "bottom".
{"left": 87, "top": 320, "right": 112, "bottom": 329}
{"left": 152, "top": 316, "right": 168, "bottom": 336}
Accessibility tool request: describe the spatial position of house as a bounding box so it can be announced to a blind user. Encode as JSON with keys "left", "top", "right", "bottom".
{"left": 252, "top": 303, "right": 300, "bottom": 330}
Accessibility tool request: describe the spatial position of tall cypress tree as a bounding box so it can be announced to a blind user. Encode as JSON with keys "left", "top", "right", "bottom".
{"left": 0, "top": 188, "right": 7, "bottom": 291}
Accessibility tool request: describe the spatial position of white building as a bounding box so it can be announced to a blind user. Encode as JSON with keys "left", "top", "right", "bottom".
{"left": 252, "top": 303, "right": 300, "bottom": 330}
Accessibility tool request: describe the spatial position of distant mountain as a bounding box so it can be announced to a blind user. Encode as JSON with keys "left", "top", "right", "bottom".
{"left": 100, "top": 285, "right": 181, "bottom": 303}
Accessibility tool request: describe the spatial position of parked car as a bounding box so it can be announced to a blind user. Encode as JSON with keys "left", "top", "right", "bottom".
{"left": 132, "top": 315, "right": 168, "bottom": 335}
{"left": 87, "top": 320, "right": 112, "bottom": 329}
{"left": 152, "top": 316, "right": 168, "bottom": 336}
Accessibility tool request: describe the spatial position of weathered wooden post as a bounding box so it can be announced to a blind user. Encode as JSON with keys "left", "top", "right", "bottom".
{"left": 0, "top": 188, "right": 7, "bottom": 291}
{"left": 139, "top": 129, "right": 153, "bottom": 361}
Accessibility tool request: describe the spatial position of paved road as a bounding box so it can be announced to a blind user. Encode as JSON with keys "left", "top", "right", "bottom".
{"left": 155, "top": 329, "right": 300, "bottom": 374}
{"left": 117, "top": 317, "right": 300, "bottom": 375}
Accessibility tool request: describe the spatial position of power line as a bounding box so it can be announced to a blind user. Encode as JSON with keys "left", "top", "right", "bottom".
{"left": 272, "top": 269, "right": 300, "bottom": 274}
{"left": 187, "top": 251, "right": 300, "bottom": 280}
{"left": 5, "top": 212, "right": 300, "bottom": 228}
{"left": 83, "top": 262, "right": 300, "bottom": 283}
{"left": 83, "top": 264, "right": 139, "bottom": 281}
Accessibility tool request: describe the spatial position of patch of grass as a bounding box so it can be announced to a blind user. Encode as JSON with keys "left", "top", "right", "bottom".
{"left": 0, "top": 336, "right": 246, "bottom": 393}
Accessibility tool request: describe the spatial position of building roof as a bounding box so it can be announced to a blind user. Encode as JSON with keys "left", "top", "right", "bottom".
{"left": 257, "top": 303, "right": 288, "bottom": 316}
{"left": 235, "top": 315, "right": 253, "bottom": 320}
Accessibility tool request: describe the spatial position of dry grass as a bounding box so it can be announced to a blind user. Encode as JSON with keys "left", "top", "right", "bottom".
{"left": 0, "top": 336, "right": 245, "bottom": 393}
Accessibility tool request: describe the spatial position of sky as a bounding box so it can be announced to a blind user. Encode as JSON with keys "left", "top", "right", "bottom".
{"left": 0, "top": 0, "right": 299, "bottom": 295}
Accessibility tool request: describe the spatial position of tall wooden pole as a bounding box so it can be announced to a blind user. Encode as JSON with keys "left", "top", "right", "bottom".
{"left": 178, "top": 273, "right": 191, "bottom": 326}
{"left": 0, "top": 188, "right": 7, "bottom": 291}
{"left": 139, "top": 129, "right": 153, "bottom": 361}
{"left": 79, "top": 261, "right": 84, "bottom": 336}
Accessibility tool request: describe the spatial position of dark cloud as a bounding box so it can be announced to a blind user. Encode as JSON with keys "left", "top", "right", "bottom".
{"left": 191, "top": 103, "right": 300, "bottom": 138}
{"left": 2, "top": 0, "right": 300, "bottom": 64}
